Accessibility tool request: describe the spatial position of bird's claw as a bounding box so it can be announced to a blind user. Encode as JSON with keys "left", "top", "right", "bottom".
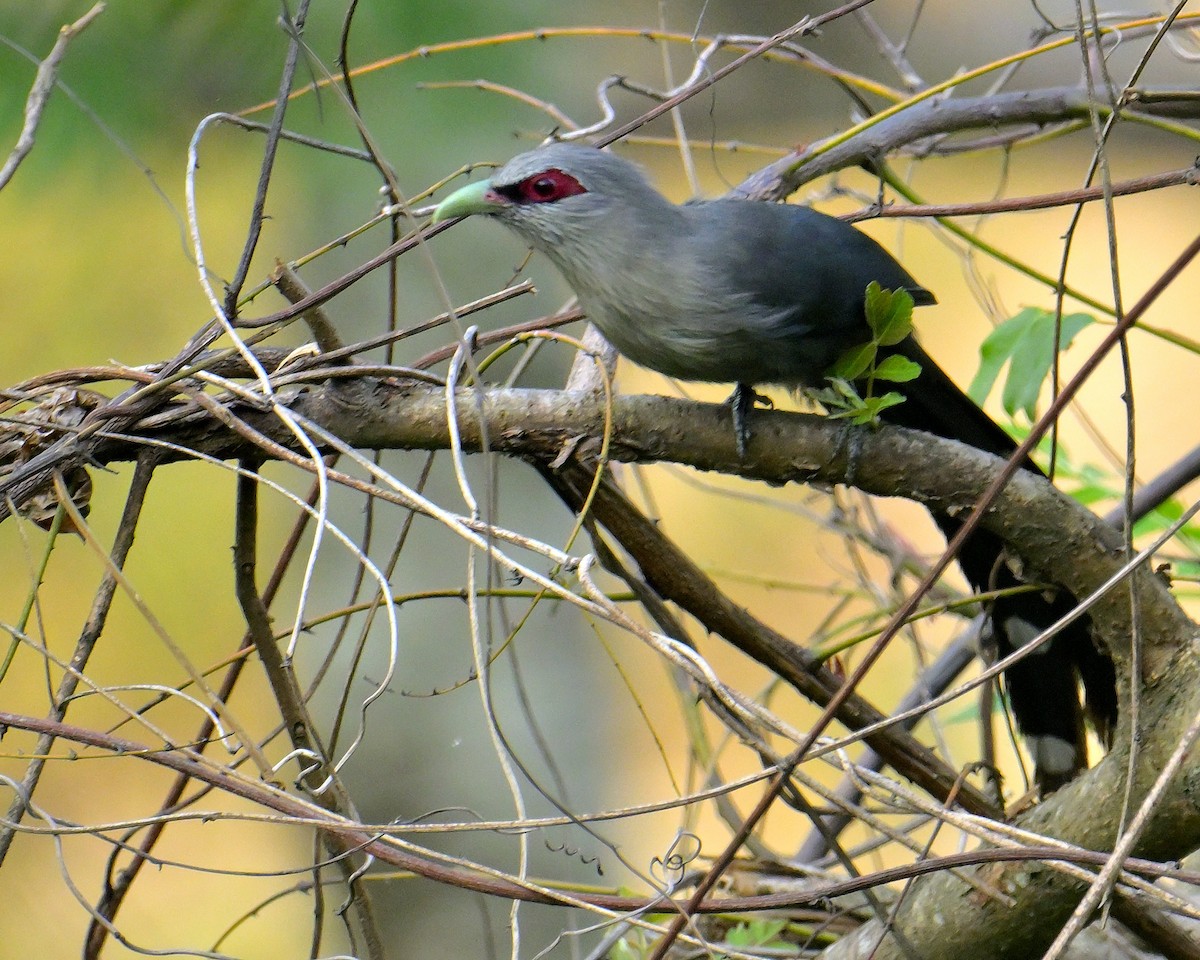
{"left": 728, "top": 384, "right": 771, "bottom": 458}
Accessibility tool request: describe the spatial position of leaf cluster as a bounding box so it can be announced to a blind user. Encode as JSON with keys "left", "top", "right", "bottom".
{"left": 814, "top": 281, "right": 922, "bottom": 424}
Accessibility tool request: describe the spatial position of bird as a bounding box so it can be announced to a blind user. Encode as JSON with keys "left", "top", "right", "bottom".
{"left": 431, "top": 142, "right": 1117, "bottom": 793}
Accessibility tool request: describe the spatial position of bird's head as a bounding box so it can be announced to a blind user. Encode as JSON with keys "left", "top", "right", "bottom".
{"left": 431, "top": 143, "right": 677, "bottom": 259}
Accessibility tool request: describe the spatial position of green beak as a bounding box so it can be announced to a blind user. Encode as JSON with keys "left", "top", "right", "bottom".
{"left": 431, "top": 179, "right": 505, "bottom": 223}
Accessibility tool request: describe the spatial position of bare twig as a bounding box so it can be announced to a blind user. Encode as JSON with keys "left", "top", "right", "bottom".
{"left": 7, "top": 705, "right": 1200, "bottom": 914}
{"left": 221, "top": 0, "right": 314, "bottom": 316}
{"left": 271, "top": 262, "right": 348, "bottom": 355}
{"left": 0, "top": 3, "right": 105, "bottom": 190}
{"left": 0, "top": 450, "right": 155, "bottom": 868}
{"left": 233, "top": 465, "right": 384, "bottom": 960}
{"left": 849, "top": 164, "right": 1199, "bottom": 220}
{"left": 597, "top": 0, "right": 880, "bottom": 147}
{"left": 82, "top": 463, "right": 332, "bottom": 958}
{"left": 1043, "top": 700, "right": 1200, "bottom": 958}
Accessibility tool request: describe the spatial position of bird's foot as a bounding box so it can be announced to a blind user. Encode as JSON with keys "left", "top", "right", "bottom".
{"left": 728, "top": 383, "right": 772, "bottom": 458}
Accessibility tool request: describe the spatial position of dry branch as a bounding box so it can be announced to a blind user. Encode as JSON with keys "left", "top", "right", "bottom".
{"left": 3, "top": 372, "right": 1199, "bottom": 959}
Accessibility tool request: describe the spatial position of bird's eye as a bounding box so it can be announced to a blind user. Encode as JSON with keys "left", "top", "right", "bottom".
{"left": 513, "top": 169, "right": 587, "bottom": 204}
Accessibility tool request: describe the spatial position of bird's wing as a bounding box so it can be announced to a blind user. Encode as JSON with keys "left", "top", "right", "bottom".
{"left": 690, "top": 199, "right": 1114, "bottom": 791}
{"left": 688, "top": 200, "right": 934, "bottom": 382}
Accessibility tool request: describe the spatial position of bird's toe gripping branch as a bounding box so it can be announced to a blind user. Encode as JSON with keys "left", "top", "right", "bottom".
{"left": 728, "top": 383, "right": 773, "bottom": 457}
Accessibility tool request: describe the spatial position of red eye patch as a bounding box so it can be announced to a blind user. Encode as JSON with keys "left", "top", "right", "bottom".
{"left": 507, "top": 169, "right": 587, "bottom": 204}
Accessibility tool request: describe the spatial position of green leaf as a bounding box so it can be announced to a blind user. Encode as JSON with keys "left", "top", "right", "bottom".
{"left": 1131, "top": 500, "right": 1200, "bottom": 550}
{"left": 609, "top": 938, "right": 642, "bottom": 960}
{"left": 865, "top": 391, "right": 907, "bottom": 417}
{"left": 873, "top": 354, "right": 922, "bottom": 383}
{"left": 823, "top": 377, "right": 864, "bottom": 404}
{"left": 968, "top": 309, "right": 1035, "bottom": 404}
{"left": 863, "top": 280, "right": 888, "bottom": 323}
{"left": 967, "top": 307, "right": 1095, "bottom": 418}
{"left": 831, "top": 391, "right": 906, "bottom": 423}
{"left": 727, "top": 919, "right": 787, "bottom": 948}
{"left": 875, "top": 294, "right": 915, "bottom": 345}
{"left": 864, "top": 282, "right": 915, "bottom": 345}
{"left": 1070, "top": 483, "right": 1115, "bottom": 507}
{"left": 830, "top": 341, "right": 877, "bottom": 380}
{"left": 1003, "top": 311, "right": 1093, "bottom": 418}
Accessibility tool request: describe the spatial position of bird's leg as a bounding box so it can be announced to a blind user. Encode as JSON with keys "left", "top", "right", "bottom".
{"left": 728, "top": 383, "right": 772, "bottom": 457}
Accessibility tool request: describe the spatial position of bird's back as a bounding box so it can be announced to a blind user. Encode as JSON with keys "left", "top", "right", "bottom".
{"left": 685, "top": 200, "right": 934, "bottom": 385}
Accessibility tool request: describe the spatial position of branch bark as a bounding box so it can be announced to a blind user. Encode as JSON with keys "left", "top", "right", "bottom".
{"left": 8, "top": 373, "right": 1200, "bottom": 959}
{"left": 99, "top": 377, "right": 1186, "bottom": 664}
{"left": 733, "top": 85, "right": 1200, "bottom": 200}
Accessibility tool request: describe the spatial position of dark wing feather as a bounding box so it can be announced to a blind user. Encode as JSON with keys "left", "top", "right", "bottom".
{"left": 690, "top": 201, "right": 935, "bottom": 385}
{"left": 697, "top": 199, "right": 1115, "bottom": 791}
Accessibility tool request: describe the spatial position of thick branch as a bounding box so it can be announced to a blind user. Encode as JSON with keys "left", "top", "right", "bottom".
{"left": 100, "top": 379, "right": 1188, "bottom": 670}
{"left": 13, "top": 375, "right": 1200, "bottom": 959}
{"left": 733, "top": 85, "right": 1200, "bottom": 200}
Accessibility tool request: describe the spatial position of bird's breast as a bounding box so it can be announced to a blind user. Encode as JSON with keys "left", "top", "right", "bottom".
{"left": 548, "top": 235, "right": 840, "bottom": 387}
{"left": 581, "top": 295, "right": 832, "bottom": 387}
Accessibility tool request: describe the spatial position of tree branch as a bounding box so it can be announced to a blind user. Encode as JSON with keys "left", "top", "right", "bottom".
{"left": 3, "top": 360, "right": 1197, "bottom": 959}
{"left": 734, "top": 85, "right": 1200, "bottom": 200}
{"left": 0, "top": 379, "right": 1165, "bottom": 673}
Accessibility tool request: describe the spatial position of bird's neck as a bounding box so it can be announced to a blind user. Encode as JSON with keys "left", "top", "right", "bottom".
{"left": 542, "top": 201, "right": 691, "bottom": 317}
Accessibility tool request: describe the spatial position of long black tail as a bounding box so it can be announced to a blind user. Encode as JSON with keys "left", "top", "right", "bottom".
{"left": 879, "top": 338, "right": 1117, "bottom": 792}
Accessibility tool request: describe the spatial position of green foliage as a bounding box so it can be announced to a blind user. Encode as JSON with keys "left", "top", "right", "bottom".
{"left": 817, "top": 282, "right": 921, "bottom": 424}
{"left": 609, "top": 933, "right": 647, "bottom": 960}
{"left": 968, "top": 307, "right": 1094, "bottom": 420}
{"left": 864, "top": 281, "right": 918, "bottom": 346}
{"left": 725, "top": 918, "right": 788, "bottom": 949}
{"left": 874, "top": 353, "right": 923, "bottom": 382}
{"left": 1134, "top": 499, "right": 1200, "bottom": 576}
{"left": 1005, "top": 425, "right": 1200, "bottom": 578}
{"left": 611, "top": 917, "right": 790, "bottom": 959}
{"left": 816, "top": 375, "right": 910, "bottom": 424}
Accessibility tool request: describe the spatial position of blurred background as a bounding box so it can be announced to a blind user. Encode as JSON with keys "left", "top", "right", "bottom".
{"left": 1, "top": 1, "right": 1198, "bottom": 957}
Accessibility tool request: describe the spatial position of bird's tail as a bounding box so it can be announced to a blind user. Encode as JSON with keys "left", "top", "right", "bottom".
{"left": 878, "top": 339, "right": 1117, "bottom": 792}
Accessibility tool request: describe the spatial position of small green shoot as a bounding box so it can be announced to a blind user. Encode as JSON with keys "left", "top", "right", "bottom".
{"left": 816, "top": 282, "right": 922, "bottom": 424}
{"left": 726, "top": 918, "right": 788, "bottom": 949}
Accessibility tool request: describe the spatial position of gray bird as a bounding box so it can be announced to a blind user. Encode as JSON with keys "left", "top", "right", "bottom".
{"left": 432, "top": 142, "right": 1115, "bottom": 792}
